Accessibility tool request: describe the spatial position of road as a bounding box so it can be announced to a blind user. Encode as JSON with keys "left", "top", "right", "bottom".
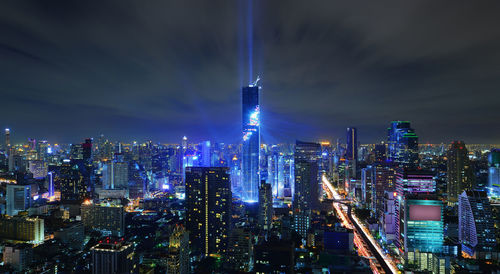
{"left": 322, "top": 175, "right": 398, "bottom": 274}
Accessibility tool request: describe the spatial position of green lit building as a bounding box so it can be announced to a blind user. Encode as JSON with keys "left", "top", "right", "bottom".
{"left": 401, "top": 195, "right": 444, "bottom": 257}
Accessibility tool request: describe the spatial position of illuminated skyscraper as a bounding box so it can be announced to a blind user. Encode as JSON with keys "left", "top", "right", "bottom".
{"left": 166, "top": 225, "right": 189, "bottom": 274}
{"left": 91, "top": 238, "right": 135, "bottom": 274}
{"left": 6, "top": 184, "right": 31, "bottom": 216}
{"left": 82, "top": 138, "right": 92, "bottom": 164}
{"left": 185, "top": 167, "right": 231, "bottom": 256}
{"left": 102, "top": 158, "right": 129, "bottom": 190}
{"left": 387, "top": 121, "right": 419, "bottom": 167}
{"left": 346, "top": 127, "right": 358, "bottom": 175}
{"left": 81, "top": 201, "right": 125, "bottom": 237}
{"left": 200, "top": 140, "right": 211, "bottom": 167}
{"left": 259, "top": 181, "right": 273, "bottom": 231}
{"left": 59, "top": 160, "right": 90, "bottom": 202}
{"left": 47, "top": 172, "right": 54, "bottom": 197}
{"left": 458, "top": 190, "right": 496, "bottom": 259}
{"left": 293, "top": 141, "right": 321, "bottom": 237}
{"left": 181, "top": 136, "right": 187, "bottom": 183}
{"left": 0, "top": 215, "right": 44, "bottom": 244}
{"left": 241, "top": 83, "right": 260, "bottom": 202}
{"left": 447, "top": 141, "right": 474, "bottom": 204}
{"left": 395, "top": 169, "right": 436, "bottom": 249}
{"left": 488, "top": 149, "right": 500, "bottom": 198}
{"left": 401, "top": 195, "right": 444, "bottom": 257}
{"left": 5, "top": 128, "right": 10, "bottom": 150}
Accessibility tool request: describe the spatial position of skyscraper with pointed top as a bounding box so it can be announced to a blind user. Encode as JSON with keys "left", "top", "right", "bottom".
{"left": 241, "top": 79, "right": 260, "bottom": 203}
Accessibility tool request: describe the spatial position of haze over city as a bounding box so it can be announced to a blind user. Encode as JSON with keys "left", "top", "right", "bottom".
{"left": 1, "top": 1, "right": 499, "bottom": 143}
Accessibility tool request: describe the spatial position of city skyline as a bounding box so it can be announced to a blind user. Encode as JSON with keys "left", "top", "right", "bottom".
{"left": 1, "top": 1, "right": 500, "bottom": 144}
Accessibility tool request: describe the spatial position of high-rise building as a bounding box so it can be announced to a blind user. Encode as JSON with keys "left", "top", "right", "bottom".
{"left": 458, "top": 190, "right": 496, "bottom": 259}
{"left": 81, "top": 201, "right": 125, "bottom": 236}
{"left": 488, "top": 149, "right": 500, "bottom": 199}
{"left": 59, "top": 160, "right": 90, "bottom": 202}
{"left": 102, "top": 160, "right": 129, "bottom": 189}
{"left": 47, "top": 172, "right": 54, "bottom": 198}
{"left": 400, "top": 195, "right": 444, "bottom": 257}
{"left": 5, "top": 128, "right": 11, "bottom": 150}
{"left": 361, "top": 166, "right": 374, "bottom": 205}
{"left": 241, "top": 84, "right": 260, "bottom": 203}
{"left": 346, "top": 127, "right": 358, "bottom": 176}
{"left": 226, "top": 227, "right": 253, "bottom": 272}
{"left": 6, "top": 184, "right": 31, "bottom": 216}
{"left": 395, "top": 169, "right": 436, "bottom": 249}
{"left": 200, "top": 141, "right": 211, "bottom": 167}
{"left": 396, "top": 169, "right": 436, "bottom": 195}
{"left": 372, "top": 163, "right": 397, "bottom": 220}
{"left": 185, "top": 167, "right": 231, "bottom": 256}
{"left": 374, "top": 143, "right": 386, "bottom": 162}
{"left": 293, "top": 141, "right": 321, "bottom": 238}
{"left": 2, "top": 245, "right": 33, "bottom": 272}
{"left": 28, "top": 160, "right": 48, "bottom": 179}
{"left": 259, "top": 181, "right": 273, "bottom": 231}
{"left": 0, "top": 215, "right": 44, "bottom": 244}
{"left": 91, "top": 238, "right": 136, "bottom": 274}
{"left": 82, "top": 138, "right": 92, "bottom": 164}
{"left": 166, "top": 225, "right": 189, "bottom": 274}
{"left": 447, "top": 141, "right": 474, "bottom": 204}
{"left": 387, "top": 121, "right": 419, "bottom": 167}
{"left": 181, "top": 136, "right": 188, "bottom": 183}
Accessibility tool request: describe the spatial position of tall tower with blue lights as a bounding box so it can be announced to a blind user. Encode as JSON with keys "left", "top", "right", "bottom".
{"left": 241, "top": 77, "right": 260, "bottom": 202}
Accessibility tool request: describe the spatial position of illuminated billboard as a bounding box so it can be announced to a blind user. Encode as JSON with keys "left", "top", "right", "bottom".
{"left": 409, "top": 204, "right": 441, "bottom": 221}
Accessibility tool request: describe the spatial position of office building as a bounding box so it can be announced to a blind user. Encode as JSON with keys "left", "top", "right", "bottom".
{"left": 82, "top": 138, "right": 92, "bottom": 164}
{"left": 81, "top": 201, "right": 125, "bottom": 236}
{"left": 400, "top": 195, "right": 444, "bottom": 256}
{"left": 226, "top": 227, "right": 253, "bottom": 272}
{"left": 488, "top": 149, "right": 500, "bottom": 199}
{"left": 381, "top": 191, "right": 398, "bottom": 243}
{"left": 5, "top": 128, "right": 11, "bottom": 150}
{"left": 447, "top": 141, "right": 474, "bottom": 204}
{"left": 2, "top": 245, "right": 33, "bottom": 271}
{"left": 346, "top": 127, "right": 358, "bottom": 176}
{"left": 395, "top": 169, "right": 436, "bottom": 248}
{"left": 200, "top": 140, "right": 211, "bottom": 167}
{"left": 241, "top": 83, "right": 260, "bottom": 203}
{"left": 185, "top": 167, "right": 231, "bottom": 256}
{"left": 458, "top": 191, "right": 496, "bottom": 259}
{"left": 59, "top": 160, "right": 90, "bottom": 202}
{"left": 387, "top": 121, "right": 419, "bottom": 167}
{"left": 361, "top": 166, "right": 373, "bottom": 205}
{"left": 396, "top": 169, "right": 436, "bottom": 195}
{"left": 166, "top": 225, "right": 189, "bottom": 274}
{"left": 28, "top": 160, "right": 48, "bottom": 179}
{"left": 102, "top": 160, "right": 129, "bottom": 189}
{"left": 374, "top": 143, "right": 386, "bottom": 162}
{"left": 373, "top": 163, "right": 397, "bottom": 219}
{"left": 6, "top": 184, "right": 31, "bottom": 216}
{"left": 0, "top": 215, "right": 44, "bottom": 244}
{"left": 91, "top": 238, "right": 136, "bottom": 274}
{"left": 293, "top": 140, "right": 321, "bottom": 238}
{"left": 258, "top": 181, "right": 273, "bottom": 231}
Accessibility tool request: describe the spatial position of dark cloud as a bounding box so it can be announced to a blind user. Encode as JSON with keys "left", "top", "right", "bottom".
{"left": 0, "top": 0, "right": 499, "bottom": 144}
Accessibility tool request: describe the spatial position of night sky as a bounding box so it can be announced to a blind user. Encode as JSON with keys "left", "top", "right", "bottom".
{"left": 1, "top": 1, "right": 499, "bottom": 144}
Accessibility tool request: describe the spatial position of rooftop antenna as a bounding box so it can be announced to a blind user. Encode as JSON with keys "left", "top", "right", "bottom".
{"left": 252, "top": 75, "right": 260, "bottom": 86}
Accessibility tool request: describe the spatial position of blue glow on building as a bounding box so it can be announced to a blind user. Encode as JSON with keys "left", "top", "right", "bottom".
{"left": 241, "top": 83, "right": 260, "bottom": 202}
{"left": 402, "top": 197, "right": 444, "bottom": 255}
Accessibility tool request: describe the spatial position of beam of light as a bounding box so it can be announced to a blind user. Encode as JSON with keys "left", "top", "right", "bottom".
{"left": 247, "top": 0, "right": 253, "bottom": 83}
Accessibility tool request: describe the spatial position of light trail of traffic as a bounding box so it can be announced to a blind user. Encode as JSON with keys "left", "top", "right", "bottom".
{"left": 322, "top": 174, "right": 398, "bottom": 274}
